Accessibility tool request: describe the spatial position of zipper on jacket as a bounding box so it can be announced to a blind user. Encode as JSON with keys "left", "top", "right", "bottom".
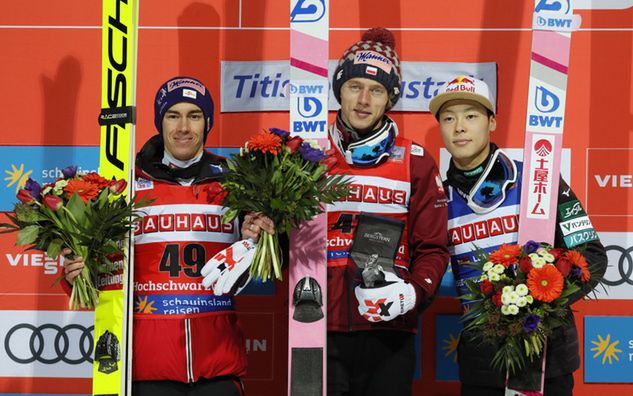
{"left": 185, "top": 318, "right": 194, "bottom": 383}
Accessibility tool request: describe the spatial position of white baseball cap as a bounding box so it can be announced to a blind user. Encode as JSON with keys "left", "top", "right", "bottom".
{"left": 429, "top": 76, "right": 496, "bottom": 117}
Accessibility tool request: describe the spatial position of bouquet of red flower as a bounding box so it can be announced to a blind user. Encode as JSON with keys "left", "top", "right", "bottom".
{"left": 0, "top": 166, "right": 150, "bottom": 309}
{"left": 461, "top": 241, "right": 593, "bottom": 375}
{"left": 221, "top": 128, "right": 350, "bottom": 281}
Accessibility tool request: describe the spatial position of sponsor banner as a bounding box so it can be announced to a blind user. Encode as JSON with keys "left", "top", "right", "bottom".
{"left": 0, "top": 310, "right": 94, "bottom": 378}
{"left": 584, "top": 316, "right": 633, "bottom": 383}
{"left": 133, "top": 294, "right": 233, "bottom": 315}
{"left": 0, "top": 146, "right": 99, "bottom": 212}
{"left": 435, "top": 315, "right": 460, "bottom": 381}
{"left": 593, "top": 232, "right": 633, "bottom": 300}
{"left": 557, "top": 199, "right": 599, "bottom": 247}
{"left": 586, "top": 148, "right": 633, "bottom": 217}
{"left": 0, "top": 233, "right": 70, "bottom": 304}
{"left": 237, "top": 312, "right": 276, "bottom": 381}
{"left": 221, "top": 61, "right": 497, "bottom": 113}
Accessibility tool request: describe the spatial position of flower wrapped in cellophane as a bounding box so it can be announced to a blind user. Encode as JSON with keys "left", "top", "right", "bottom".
{"left": 221, "top": 128, "right": 350, "bottom": 281}
{"left": 460, "top": 241, "right": 597, "bottom": 375}
{"left": 0, "top": 166, "right": 150, "bottom": 309}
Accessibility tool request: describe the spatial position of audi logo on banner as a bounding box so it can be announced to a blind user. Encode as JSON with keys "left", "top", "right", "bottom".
{"left": 604, "top": 245, "right": 633, "bottom": 287}
{"left": 4, "top": 323, "right": 94, "bottom": 365}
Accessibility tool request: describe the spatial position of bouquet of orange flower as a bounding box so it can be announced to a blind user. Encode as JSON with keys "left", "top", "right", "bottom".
{"left": 0, "top": 166, "right": 150, "bottom": 309}
{"left": 461, "top": 241, "right": 593, "bottom": 375}
{"left": 221, "top": 128, "right": 350, "bottom": 281}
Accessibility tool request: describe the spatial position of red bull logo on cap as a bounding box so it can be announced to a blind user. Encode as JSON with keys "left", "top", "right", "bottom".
{"left": 446, "top": 76, "right": 476, "bottom": 93}
{"left": 448, "top": 76, "right": 475, "bottom": 85}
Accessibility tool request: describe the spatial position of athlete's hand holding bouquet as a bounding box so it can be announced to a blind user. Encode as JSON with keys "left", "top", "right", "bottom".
{"left": 201, "top": 128, "right": 350, "bottom": 293}
{"left": 0, "top": 166, "right": 150, "bottom": 309}
{"left": 460, "top": 241, "right": 599, "bottom": 377}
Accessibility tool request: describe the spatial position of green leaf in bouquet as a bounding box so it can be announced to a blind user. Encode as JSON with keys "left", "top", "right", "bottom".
{"left": 271, "top": 198, "right": 285, "bottom": 210}
{"left": 223, "top": 208, "right": 239, "bottom": 224}
{"left": 46, "top": 238, "right": 64, "bottom": 259}
{"left": 14, "top": 203, "right": 47, "bottom": 223}
{"left": 66, "top": 193, "right": 87, "bottom": 226}
{"left": 95, "top": 187, "right": 110, "bottom": 209}
{"left": 16, "top": 225, "right": 40, "bottom": 245}
{"left": 559, "top": 282, "right": 580, "bottom": 299}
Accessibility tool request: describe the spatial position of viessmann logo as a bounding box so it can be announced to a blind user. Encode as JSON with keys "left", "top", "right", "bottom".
{"left": 586, "top": 149, "right": 633, "bottom": 216}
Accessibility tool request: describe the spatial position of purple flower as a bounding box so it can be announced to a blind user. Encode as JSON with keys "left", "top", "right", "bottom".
{"left": 61, "top": 165, "right": 78, "bottom": 179}
{"left": 24, "top": 178, "right": 42, "bottom": 198}
{"left": 299, "top": 143, "right": 325, "bottom": 163}
{"left": 269, "top": 128, "right": 290, "bottom": 140}
{"left": 523, "top": 240, "right": 540, "bottom": 254}
{"left": 523, "top": 314, "right": 541, "bottom": 333}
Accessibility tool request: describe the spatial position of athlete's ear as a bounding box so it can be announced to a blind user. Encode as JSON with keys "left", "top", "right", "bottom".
{"left": 489, "top": 115, "right": 497, "bottom": 132}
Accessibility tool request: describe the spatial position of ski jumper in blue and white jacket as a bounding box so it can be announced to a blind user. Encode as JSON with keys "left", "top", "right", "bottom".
{"left": 445, "top": 143, "right": 607, "bottom": 388}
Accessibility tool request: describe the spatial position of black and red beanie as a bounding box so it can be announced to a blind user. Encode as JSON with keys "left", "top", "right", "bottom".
{"left": 332, "top": 27, "right": 402, "bottom": 108}
{"left": 154, "top": 76, "right": 214, "bottom": 139}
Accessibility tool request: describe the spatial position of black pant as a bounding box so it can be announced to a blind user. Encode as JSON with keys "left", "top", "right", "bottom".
{"left": 132, "top": 376, "right": 244, "bottom": 396}
{"left": 461, "top": 373, "right": 574, "bottom": 396}
{"left": 327, "top": 330, "right": 416, "bottom": 396}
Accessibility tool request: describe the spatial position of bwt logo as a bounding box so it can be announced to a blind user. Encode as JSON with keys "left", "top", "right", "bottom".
{"left": 290, "top": 0, "right": 326, "bottom": 23}
{"left": 289, "top": 83, "right": 325, "bottom": 95}
{"left": 529, "top": 86, "right": 563, "bottom": 128}
{"left": 297, "top": 97, "right": 322, "bottom": 118}
{"left": 535, "top": 86, "right": 559, "bottom": 113}
{"left": 536, "top": 16, "right": 572, "bottom": 28}
{"left": 293, "top": 119, "right": 327, "bottom": 133}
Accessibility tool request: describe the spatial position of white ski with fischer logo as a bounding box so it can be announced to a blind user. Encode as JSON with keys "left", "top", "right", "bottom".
{"left": 95, "top": 0, "right": 139, "bottom": 395}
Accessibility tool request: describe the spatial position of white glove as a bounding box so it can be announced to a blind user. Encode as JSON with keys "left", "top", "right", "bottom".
{"left": 354, "top": 271, "right": 417, "bottom": 322}
{"left": 201, "top": 239, "right": 256, "bottom": 296}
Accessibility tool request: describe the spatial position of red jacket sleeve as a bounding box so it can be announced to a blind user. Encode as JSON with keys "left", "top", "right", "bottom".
{"left": 401, "top": 145, "right": 450, "bottom": 310}
{"left": 60, "top": 278, "right": 73, "bottom": 296}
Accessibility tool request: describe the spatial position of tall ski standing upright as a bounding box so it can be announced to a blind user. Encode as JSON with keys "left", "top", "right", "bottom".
{"left": 514, "top": 1, "right": 580, "bottom": 394}
{"left": 288, "top": 1, "right": 329, "bottom": 395}
{"left": 518, "top": 0, "right": 580, "bottom": 245}
{"left": 94, "top": 0, "right": 139, "bottom": 395}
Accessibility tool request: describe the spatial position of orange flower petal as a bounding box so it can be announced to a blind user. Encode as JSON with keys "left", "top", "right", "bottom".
{"left": 489, "top": 243, "right": 522, "bottom": 267}
{"left": 247, "top": 131, "right": 282, "bottom": 155}
{"left": 527, "top": 265, "right": 564, "bottom": 303}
